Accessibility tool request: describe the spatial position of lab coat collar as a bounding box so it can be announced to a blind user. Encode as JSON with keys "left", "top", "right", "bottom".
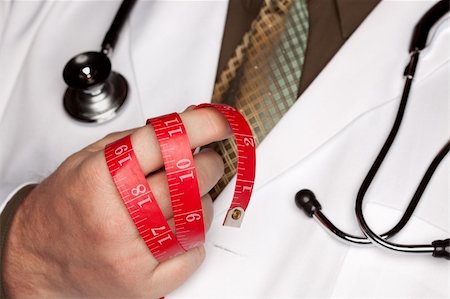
{"left": 255, "top": 1, "right": 449, "bottom": 192}
{"left": 213, "top": 0, "right": 450, "bottom": 217}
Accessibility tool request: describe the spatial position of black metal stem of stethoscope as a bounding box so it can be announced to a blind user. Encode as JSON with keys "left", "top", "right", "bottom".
{"left": 101, "top": 0, "right": 137, "bottom": 55}
{"left": 312, "top": 211, "right": 373, "bottom": 245}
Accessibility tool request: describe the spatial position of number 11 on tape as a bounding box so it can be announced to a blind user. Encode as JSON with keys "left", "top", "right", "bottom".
{"left": 105, "top": 103, "right": 256, "bottom": 262}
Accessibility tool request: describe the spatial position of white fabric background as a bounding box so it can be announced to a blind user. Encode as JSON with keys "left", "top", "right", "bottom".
{"left": 0, "top": 0, "right": 448, "bottom": 298}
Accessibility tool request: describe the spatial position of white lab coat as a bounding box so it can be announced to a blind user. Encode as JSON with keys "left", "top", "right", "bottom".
{"left": 0, "top": 1, "right": 448, "bottom": 298}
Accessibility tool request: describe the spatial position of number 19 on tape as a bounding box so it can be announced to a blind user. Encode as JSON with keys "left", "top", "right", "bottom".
{"left": 105, "top": 104, "right": 256, "bottom": 262}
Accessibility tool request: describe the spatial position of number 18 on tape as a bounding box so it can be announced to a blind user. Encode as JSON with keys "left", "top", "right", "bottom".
{"left": 105, "top": 103, "right": 256, "bottom": 261}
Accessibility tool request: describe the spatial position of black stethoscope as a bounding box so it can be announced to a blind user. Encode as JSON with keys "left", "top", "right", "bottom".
{"left": 296, "top": 0, "right": 449, "bottom": 260}
{"left": 62, "top": 0, "right": 136, "bottom": 123}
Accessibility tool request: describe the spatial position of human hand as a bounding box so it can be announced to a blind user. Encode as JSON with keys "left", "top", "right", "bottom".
{"left": 2, "top": 108, "right": 230, "bottom": 298}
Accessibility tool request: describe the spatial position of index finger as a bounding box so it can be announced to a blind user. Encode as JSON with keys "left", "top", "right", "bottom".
{"left": 97, "top": 107, "right": 231, "bottom": 176}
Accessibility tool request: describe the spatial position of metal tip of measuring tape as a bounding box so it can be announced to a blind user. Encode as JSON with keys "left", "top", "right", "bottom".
{"left": 223, "top": 207, "right": 245, "bottom": 228}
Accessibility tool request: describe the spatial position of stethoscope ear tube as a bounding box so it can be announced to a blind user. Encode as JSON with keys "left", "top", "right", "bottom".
{"left": 409, "top": 0, "right": 449, "bottom": 52}
{"left": 101, "top": 0, "right": 137, "bottom": 55}
{"left": 353, "top": 0, "right": 450, "bottom": 260}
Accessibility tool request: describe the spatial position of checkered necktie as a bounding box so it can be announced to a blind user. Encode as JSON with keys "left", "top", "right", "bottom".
{"left": 210, "top": 0, "right": 309, "bottom": 198}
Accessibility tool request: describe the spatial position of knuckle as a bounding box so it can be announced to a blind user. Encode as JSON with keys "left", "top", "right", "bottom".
{"left": 57, "top": 153, "right": 84, "bottom": 176}
{"left": 77, "top": 154, "right": 109, "bottom": 188}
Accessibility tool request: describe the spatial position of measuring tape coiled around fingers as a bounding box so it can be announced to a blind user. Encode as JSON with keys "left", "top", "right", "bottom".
{"left": 105, "top": 104, "right": 256, "bottom": 262}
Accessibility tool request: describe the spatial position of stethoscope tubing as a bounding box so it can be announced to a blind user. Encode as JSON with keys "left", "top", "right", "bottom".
{"left": 296, "top": 0, "right": 450, "bottom": 259}
{"left": 354, "top": 0, "right": 450, "bottom": 256}
{"left": 312, "top": 136, "right": 450, "bottom": 248}
{"left": 309, "top": 50, "right": 448, "bottom": 256}
{"left": 355, "top": 51, "right": 433, "bottom": 254}
{"left": 102, "top": 0, "right": 138, "bottom": 55}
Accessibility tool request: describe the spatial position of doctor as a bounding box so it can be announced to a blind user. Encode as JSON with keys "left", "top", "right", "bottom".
{"left": 0, "top": 1, "right": 448, "bottom": 299}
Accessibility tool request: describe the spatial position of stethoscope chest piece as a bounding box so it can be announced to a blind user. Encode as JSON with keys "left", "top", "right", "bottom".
{"left": 62, "top": 0, "right": 137, "bottom": 123}
{"left": 63, "top": 51, "right": 128, "bottom": 123}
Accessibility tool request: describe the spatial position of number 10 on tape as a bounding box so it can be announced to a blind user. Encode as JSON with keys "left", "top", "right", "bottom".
{"left": 105, "top": 104, "right": 256, "bottom": 261}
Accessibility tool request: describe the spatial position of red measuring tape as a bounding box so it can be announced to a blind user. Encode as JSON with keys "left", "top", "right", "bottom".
{"left": 105, "top": 103, "right": 256, "bottom": 262}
